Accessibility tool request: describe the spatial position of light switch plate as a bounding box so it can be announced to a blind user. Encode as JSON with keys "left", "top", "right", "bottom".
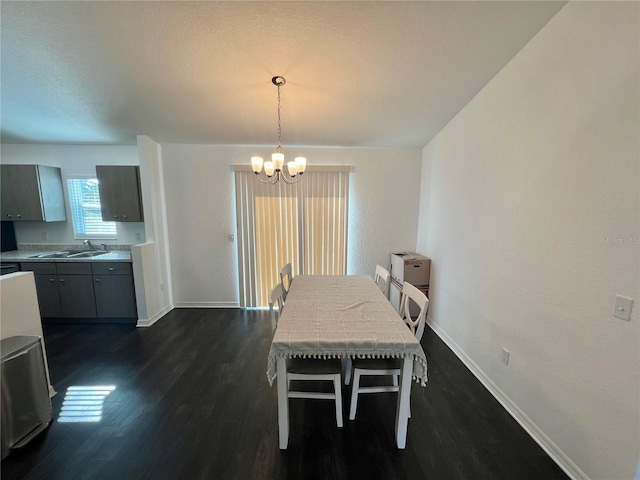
{"left": 613, "top": 295, "right": 634, "bottom": 321}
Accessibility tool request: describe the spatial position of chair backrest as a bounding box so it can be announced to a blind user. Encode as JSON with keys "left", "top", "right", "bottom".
{"left": 280, "top": 263, "right": 293, "bottom": 298}
{"left": 269, "top": 282, "right": 285, "bottom": 331}
{"left": 374, "top": 264, "right": 391, "bottom": 297}
{"left": 398, "top": 282, "right": 429, "bottom": 341}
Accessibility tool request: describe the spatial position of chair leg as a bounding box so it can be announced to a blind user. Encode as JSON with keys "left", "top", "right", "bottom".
{"left": 393, "top": 374, "right": 409, "bottom": 416}
{"left": 344, "top": 357, "right": 352, "bottom": 385}
{"left": 349, "top": 370, "right": 361, "bottom": 420}
{"left": 333, "top": 374, "right": 343, "bottom": 427}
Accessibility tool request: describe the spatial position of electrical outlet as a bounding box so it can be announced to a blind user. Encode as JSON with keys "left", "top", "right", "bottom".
{"left": 229, "top": 233, "right": 235, "bottom": 242}
{"left": 501, "top": 348, "right": 510, "bottom": 365}
{"left": 613, "top": 295, "right": 634, "bottom": 321}
{"left": 135, "top": 232, "right": 142, "bottom": 242}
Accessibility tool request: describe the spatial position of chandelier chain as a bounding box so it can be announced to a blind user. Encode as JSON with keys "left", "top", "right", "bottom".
{"left": 277, "top": 83, "right": 282, "bottom": 150}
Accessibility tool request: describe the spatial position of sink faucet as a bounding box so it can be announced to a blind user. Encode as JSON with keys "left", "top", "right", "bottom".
{"left": 101, "top": 243, "right": 108, "bottom": 252}
{"left": 83, "top": 239, "right": 93, "bottom": 251}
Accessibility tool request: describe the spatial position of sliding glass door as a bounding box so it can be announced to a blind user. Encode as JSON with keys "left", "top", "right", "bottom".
{"left": 235, "top": 168, "right": 349, "bottom": 307}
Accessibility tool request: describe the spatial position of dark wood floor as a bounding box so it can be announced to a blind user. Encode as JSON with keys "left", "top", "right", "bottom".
{"left": 2, "top": 308, "right": 568, "bottom": 480}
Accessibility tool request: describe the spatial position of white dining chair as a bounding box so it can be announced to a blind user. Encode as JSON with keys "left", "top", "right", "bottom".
{"left": 374, "top": 264, "right": 391, "bottom": 298}
{"left": 269, "top": 283, "right": 344, "bottom": 428}
{"left": 280, "top": 263, "right": 293, "bottom": 302}
{"left": 344, "top": 264, "right": 392, "bottom": 386}
{"left": 269, "top": 282, "right": 285, "bottom": 333}
{"left": 342, "top": 264, "right": 394, "bottom": 379}
{"left": 348, "top": 281, "right": 429, "bottom": 420}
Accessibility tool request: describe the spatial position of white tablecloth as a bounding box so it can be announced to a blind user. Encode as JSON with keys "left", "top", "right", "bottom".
{"left": 267, "top": 275, "right": 428, "bottom": 386}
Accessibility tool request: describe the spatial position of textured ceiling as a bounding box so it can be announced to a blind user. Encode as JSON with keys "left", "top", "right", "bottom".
{"left": 1, "top": 1, "right": 566, "bottom": 148}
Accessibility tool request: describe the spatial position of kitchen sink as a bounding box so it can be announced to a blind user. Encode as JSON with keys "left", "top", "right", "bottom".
{"left": 66, "top": 251, "right": 107, "bottom": 258}
{"left": 29, "top": 252, "right": 72, "bottom": 259}
{"left": 29, "top": 250, "right": 106, "bottom": 259}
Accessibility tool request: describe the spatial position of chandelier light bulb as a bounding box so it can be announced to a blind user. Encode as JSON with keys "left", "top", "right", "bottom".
{"left": 264, "top": 161, "right": 275, "bottom": 177}
{"left": 249, "top": 76, "right": 307, "bottom": 184}
{"left": 294, "top": 157, "right": 307, "bottom": 173}
{"left": 272, "top": 152, "right": 284, "bottom": 171}
{"left": 251, "top": 156, "right": 264, "bottom": 174}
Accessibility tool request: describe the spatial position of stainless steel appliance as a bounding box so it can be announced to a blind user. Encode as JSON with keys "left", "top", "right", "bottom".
{"left": 0, "top": 263, "right": 19, "bottom": 275}
{"left": 1, "top": 336, "right": 52, "bottom": 460}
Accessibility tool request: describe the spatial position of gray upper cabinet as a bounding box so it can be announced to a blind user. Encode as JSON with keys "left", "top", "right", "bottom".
{"left": 96, "top": 165, "right": 144, "bottom": 222}
{"left": 0, "top": 165, "right": 66, "bottom": 221}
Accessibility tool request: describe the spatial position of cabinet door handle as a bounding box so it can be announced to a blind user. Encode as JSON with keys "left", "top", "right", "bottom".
{"left": 6, "top": 215, "right": 12, "bottom": 219}
{"left": 59, "top": 279, "right": 65, "bottom": 283}
{"left": 112, "top": 215, "right": 118, "bottom": 219}
{"left": 95, "top": 278, "right": 100, "bottom": 282}
{"left": 108, "top": 268, "right": 115, "bottom": 271}
{"left": 122, "top": 214, "right": 127, "bottom": 219}
{"left": 49, "top": 278, "right": 55, "bottom": 282}
{"left": 16, "top": 214, "right": 22, "bottom": 219}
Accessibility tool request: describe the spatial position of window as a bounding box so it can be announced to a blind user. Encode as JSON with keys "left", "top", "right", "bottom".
{"left": 67, "top": 177, "right": 117, "bottom": 239}
{"left": 235, "top": 167, "right": 350, "bottom": 307}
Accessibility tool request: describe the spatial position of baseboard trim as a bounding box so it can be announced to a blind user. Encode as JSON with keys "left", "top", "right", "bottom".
{"left": 173, "top": 302, "right": 240, "bottom": 309}
{"left": 136, "top": 304, "right": 173, "bottom": 328}
{"left": 426, "top": 318, "right": 589, "bottom": 480}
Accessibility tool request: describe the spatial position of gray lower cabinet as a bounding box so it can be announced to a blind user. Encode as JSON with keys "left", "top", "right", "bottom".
{"left": 20, "top": 261, "right": 136, "bottom": 322}
{"left": 93, "top": 262, "right": 136, "bottom": 318}
{"left": 20, "top": 263, "right": 61, "bottom": 318}
{"left": 33, "top": 274, "right": 62, "bottom": 318}
{"left": 57, "top": 263, "right": 97, "bottom": 318}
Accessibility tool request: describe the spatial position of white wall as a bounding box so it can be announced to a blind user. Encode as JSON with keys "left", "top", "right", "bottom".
{"left": 161, "top": 145, "right": 422, "bottom": 307}
{"left": 0, "top": 144, "right": 144, "bottom": 246}
{"left": 133, "top": 136, "right": 173, "bottom": 326}
{"left": 416, "top": 3, "right": 639, "bottom": 479}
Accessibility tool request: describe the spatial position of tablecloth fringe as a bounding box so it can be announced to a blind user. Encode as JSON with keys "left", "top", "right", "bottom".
{"left": 267, "top": 352, "right": 428, "bottom": 387}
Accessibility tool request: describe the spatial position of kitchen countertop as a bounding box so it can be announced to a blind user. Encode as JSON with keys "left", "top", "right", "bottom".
{"left": 1, "top": 250, "right": 132, "bottom": 263}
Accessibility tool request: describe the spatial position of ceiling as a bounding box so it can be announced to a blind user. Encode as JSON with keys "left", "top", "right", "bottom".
{"left": 1, "top": 1, "right": 566, "bottom": 148}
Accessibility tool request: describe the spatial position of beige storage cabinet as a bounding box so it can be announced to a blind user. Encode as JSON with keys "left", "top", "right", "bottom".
{"left": 389, "top": 252, "right": 431, "bottom": 314}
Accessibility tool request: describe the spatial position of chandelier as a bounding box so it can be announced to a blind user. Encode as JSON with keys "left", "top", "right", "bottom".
{"left": 251, "top": 76, "right": 307, "bottom": 184}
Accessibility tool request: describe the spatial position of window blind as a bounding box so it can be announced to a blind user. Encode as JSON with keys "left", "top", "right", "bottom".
{"left": 235, "top": 169, "right": 349, "bottom": 307}
{"left": 67, "top": 178, "right": 117, "bottom": 239}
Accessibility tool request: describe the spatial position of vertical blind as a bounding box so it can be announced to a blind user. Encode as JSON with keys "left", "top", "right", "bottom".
{"left": 234, "top": 168, "right": 350, "bottom": 307}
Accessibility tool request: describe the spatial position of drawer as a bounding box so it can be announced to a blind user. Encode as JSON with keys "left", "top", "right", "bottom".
{"left": 20, "top": 262, "right": 56, "bottom": 275}
{"left": 56, "top": 263, "right": 92, "bottom": 275}
{"left": 92, "top": 262, "right": 132, "bottom": 275}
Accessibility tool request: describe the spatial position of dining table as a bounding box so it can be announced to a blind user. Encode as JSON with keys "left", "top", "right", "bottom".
{"left": 266, "top": 274, "right": 428, "bottom": 449}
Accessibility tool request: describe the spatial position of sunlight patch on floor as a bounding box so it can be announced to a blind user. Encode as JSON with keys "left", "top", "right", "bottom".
{"left": 58, "top": 385, "right": 116, "bottom": 423}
